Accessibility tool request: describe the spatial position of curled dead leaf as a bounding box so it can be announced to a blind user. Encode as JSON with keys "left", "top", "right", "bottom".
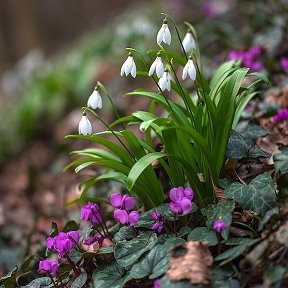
{"left": 167, "top": 241, "right": 213, "bottom": 285}
{"left": 214, "top": 186, "right": 227, "bottom": 202}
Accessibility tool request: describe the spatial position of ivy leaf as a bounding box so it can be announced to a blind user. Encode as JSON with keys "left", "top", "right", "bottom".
{"left": 130, "top": 245, "right": 169, "bottom": 280}
{"left": 226, "top": 130, "right": 268, "bottom": 159}
{"left": 113, "top": 226, "right": 134, "bottom": 243}
{"left": 135, "top": 210, "right": 155, "bottom": 229}
{"left": 21, "top": 277, "right": 52, "bottom": 288}
{"left": 115, "top": 232, "right": 157, "bottom": 268}
{"left": 239, "top": 123, "right": 270, "bottom": 140}
{"left": 92, "top": 263, "right": 131, "bottom": 288}
{"left": 201, "top": 201, "right": 234, "bottom": 240}
{"left": 273, "top": 148, "right": 288, "bottom": 173}
{"left": 215, "top": 238, "right": 260, "bottom": 266}
{"left": 212, "top": 279, "right": 240, "bottom": 288}
{"left": 71, "top": 273, "right": 87, "bottom": 288}
{"left": 188, "top": 227, "right": 218, "bottom": 246}
{"left": 224, "top": 172, "right": 276, "bottom": 216}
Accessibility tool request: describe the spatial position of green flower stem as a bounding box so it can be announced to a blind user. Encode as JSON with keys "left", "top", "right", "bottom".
{"left": 84, "top": 107, "right": 136, "bottom": 161}
{"left": 97, "top": 81, "right": 125, "bottom": 130}
{"left": 126, "top": 47, "right": 180, "bottom": 124}
{"left": 66, "top": 255, "right": 80, "bottom": 277}
{"left": 56, "top": 272, "right": 68, "bottom": 288}
{"left": 161, "top": 13, "right": 189, "bottom": 61}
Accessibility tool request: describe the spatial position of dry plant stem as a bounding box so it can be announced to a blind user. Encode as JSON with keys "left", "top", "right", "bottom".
{"left": 56, "top": 272, "right": 68, "bottom": 288}
{"left": 66, "top": 256, "right": 80, "bottom": 277}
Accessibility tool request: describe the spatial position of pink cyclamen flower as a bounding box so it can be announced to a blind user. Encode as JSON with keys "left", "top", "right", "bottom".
{"left": 84, "top": 233, "right": 104, "bottom": 245}
{"left": 280, "top": 57, "right": 288, "bottom": 73}
{"left": 151, "top": 210, "right": 166, "bottom": 233}
{"left": 273, "top": 109, "right": 288, "bottom": 122}
{"left": 110, "top": 193, "right": 136, "bottom": 211}
{"left": 153, "top": 279, "right": 161, "bottom": 288}
{"left": 213, "top": 219, "right": 227, "bottom": 233}
{"left": 38, "top": 259, "right": 59, "bottom": 276}
{"left": 169, "top": 186, "right": 193, "bottom": 216}
{"left": 114, "top": 209, "right": 139, "bottom": 226}
{"left": 81, "top": 202, "right": 103, "bottom": 224}
{"left": 46, "top": 231, "right": 79, "bottom": 259}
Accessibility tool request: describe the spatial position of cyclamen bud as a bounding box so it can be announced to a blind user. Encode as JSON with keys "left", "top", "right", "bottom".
{"left": 213, "top": 219, "right": 227, "bottom": 233}
{"left": 110, "top": 193, "right": 136, "bottom": 210}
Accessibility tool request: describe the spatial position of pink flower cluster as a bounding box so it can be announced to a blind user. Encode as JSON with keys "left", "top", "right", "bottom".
{"left": 110, "top": 193, "right": 139, "bottom": 226}
{"left": 228, "top": 46, "right": 263, "bottom": 71}
{"left": 81, "top": 202, "right": 103, "bottom": 224}
{"left": 150, "top": 210, "right": 166, "bottom": 233}
{"left": 273, "top": 109, "right": 288, "bottom": 122}
{"left": 169, "top": 186, "right": 194, "bottom": 216}
{"left": 46, "top": 231, "right": 80, "bottom": 259}
{"left": 38, "top": 259, "right": 59, "bottom": 276}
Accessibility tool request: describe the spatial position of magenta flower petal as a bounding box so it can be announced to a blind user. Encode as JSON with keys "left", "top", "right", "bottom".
{"left": 39, "top": 259, "right": 59, "bottom": 276}
{"left": 81, "top": 207, "right": 91, "bottom": 221}
{"left": 213, "top": 219, "right": 227, "bottom": 233}
{"left": 151, "top": 210, "right": 160, "bottom": 220}
{"left": 67, "top": 231, "right": 80, "bottom": 244}
{"left": 169, "top": 201, "right": 182, "bottom": 215}
{"left": 110, "top": 193, "right": 122, "bottom": 208}
{"left": 169, "top": 186, "right": 184, "bottom": 201}
{"left": 128, "top": 211, "right": 139, "bottom": 226}
{"left": 122, "top": 195, "right": 136, "bottom": 210}
{"left": 184, "top": 187, "right": 194, "bottom": 201}
{"left": 153, "top": 279, "right": 161, "bottom": 288}
{"left": 114, "top": 209, "right": 129, "bottom": 225}
{"left": 46, "top": 237, "right": 55, "bottom": 249}
{"left": 180, "top": 198, "right": 192, "bottom": 215}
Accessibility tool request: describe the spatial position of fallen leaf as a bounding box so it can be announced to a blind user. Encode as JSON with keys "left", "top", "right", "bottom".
{"left": 167, "top": 241, "right": 213, "bottom": 285}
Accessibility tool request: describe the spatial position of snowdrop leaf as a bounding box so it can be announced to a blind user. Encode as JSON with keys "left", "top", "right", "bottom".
{"left": 115, "top": 232, "right": 157, "bottom": 268}
{"left": 224, "top": 172, "right": 276, "bottom": 216}
{"left": 201, "top": 201, "right": 234, "bottom": 240}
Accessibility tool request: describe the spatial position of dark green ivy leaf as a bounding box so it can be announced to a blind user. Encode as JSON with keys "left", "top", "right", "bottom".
{"left": 224, "top": 172, "right": 276, "bottom": 216}
{"left": 71, "top": 273, "right": 87, "bottom": 288}
{"left": 188, "top": 227, "right": 218, "bottom": 246}
{"left": 201, "top": 201, "right": 235, "bottom": 240}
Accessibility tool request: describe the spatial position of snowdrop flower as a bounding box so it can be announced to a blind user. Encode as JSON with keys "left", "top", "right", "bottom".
{"left": 158, "top": 68, "right": 172, "bottom": 91}
{"left": 182, "top": 58, "right": 196, "bottom": 81}
{"left": 149, "top": 52, "right": 164, "bottom": 78}
{"left": 157, "top": 19, "right": 171, "bottom": 45}
{"left": 78, "top": 112, "right": 92, "bottom": 135}
{"left": 120, "top": 52, "right": 137, "bottom": 78}
{"left": 182, "top": 30, "right": 196, "bottom": 53}
{"left": 87, "top": 87, "right": 102, "bottom": 110}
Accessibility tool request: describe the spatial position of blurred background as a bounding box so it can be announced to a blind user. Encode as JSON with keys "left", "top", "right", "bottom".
{"left": 0, "top": 0, "right": 287, "bottom": 276}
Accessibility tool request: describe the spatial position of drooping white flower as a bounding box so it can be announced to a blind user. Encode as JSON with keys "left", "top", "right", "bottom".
{"left": 120, "top": 52, "right": 137, "bottom": 78}
{"left": 182, "top": 31, "right": 196, "bottom": 53}
{"left": 87, "top": 88, "right": 102, "bottom": 110}
{"left": 78, "top": 113, "right": 92, "bottom": 135}
{"left": 148, "top": 53, "right": 164, "bottom": 78}
{"left": 158, "top": 70, "right": 172, "bottom": 91}
{"left": 157, "top": 19, "right": 171, "bottom": 45}
{"left": 182, "top": 59, "right": 196, "bottom": 81}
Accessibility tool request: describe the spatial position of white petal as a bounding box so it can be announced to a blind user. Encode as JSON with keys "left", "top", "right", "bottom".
{"left": 87, "top": 90, "right": 102, "bottom": 109}
{"left": 148, "top": 59, "right": 157, "bottom": 76}
{"left": 182, "top": 33, "right": 195, "bottom": 52}
{"left": 155, "top": 57, "right": 164, "bottom": 78}
{"left": 166, "top": 78, "right": 171, "bottom": 91}
{"left": 182, "top": 63, "right": 189, "bottom": 80}
{"left": 120, "top": 62, "right": 125, "bottom": 76}
{"left": 163, "top": 25, "right": 171, "bottom": 45}
{"left": 97, "top": 93, "right": 103, "bottom": 109}
{"left": 131, "top": 61, "right": 137, "bottom": 78}
{"left": 79, "top": 116, "right": 92, "bottom": 135}
{"left": 188, "top": 60, "right": 196, "bottom": 81}
{"left": 124, "top": 57, "right": 133, "bottom": 75}
{"left": 158, "top": 76, "right": 166, "bottom": 91}
{"left": 157, "top": 26, "right": 164, "bottom": 44}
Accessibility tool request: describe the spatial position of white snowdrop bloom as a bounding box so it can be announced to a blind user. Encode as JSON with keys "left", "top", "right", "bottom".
{"left": 182, "top": 59, "right": 196, "bottom": 81}
{"left": 148, "top": 54, "right": 164, "bottom": 78}
{"left": 120, "top": 52, "right": 137, "bottom": 78}
{"left": 182, "top": 31, "right": 196, "bottom": 53}
{"left": 157, "top": 20, "right": 171, "bottom": 45}
{"left": 87, "top": 89, "right": 102, "bottom": 110}
{"left": 78, "top": 113, "right": 92, "bottom": 136}
{"left": 158, "top": 71, "right": 171, "bottom": 91}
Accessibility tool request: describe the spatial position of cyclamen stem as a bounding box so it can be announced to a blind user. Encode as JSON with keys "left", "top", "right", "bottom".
{"left": 96, "top": 209, "right": 109, "bottom": 236}
{"left": 217, "top": 232, "right": 221, "bottom": 255}
{"left": 68, "top": 237, "right": 82, "bottom": 252}
{"left": 66, "top": 255, "right": 80, "bottom": 277}
{"left": 92, "top": 211, "right": 107, "bottom": 237}
{"left": 41, "top": 270, "right": 58, "bottom": 288}
{"left": 56, "top": 272, "right": 68, "bottom": 288}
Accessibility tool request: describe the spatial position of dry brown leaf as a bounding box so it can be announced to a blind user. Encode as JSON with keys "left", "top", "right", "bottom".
{"left": 167, "top": 241, "right": 213, "bottom": 285}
